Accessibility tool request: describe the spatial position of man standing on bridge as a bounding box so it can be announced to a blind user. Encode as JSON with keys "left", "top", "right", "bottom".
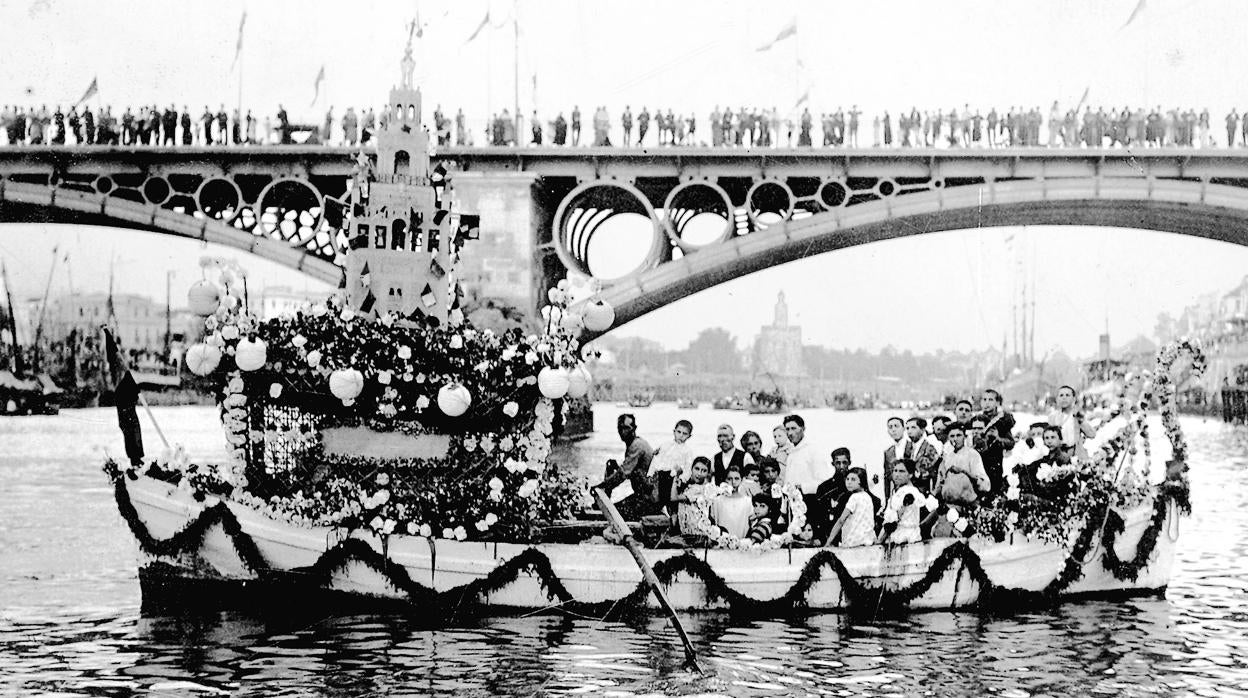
{"left": 162, "top": 105, "right": 177, "bottom": 146}
{"left": 621, "top": 105, "right": 632, "bottom": 146}
{"left": 571, "top": 106, "right": 581, "bottom": 146}
{"left": 637, "top": 107, "right": 650, "bottom": 146}
{"left": 1228, "top": 109, "right": 1239, "bottom": 148}
{"left": 179, "top": 107, "right": 192, "bottom": 145}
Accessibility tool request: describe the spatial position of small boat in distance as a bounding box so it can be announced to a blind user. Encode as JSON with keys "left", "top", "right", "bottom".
{"left": 676, "top": 397, "right": 698, "bottom": 409}
{"left": 748, "top": 388, "right": 786, "bottom": 414}
{"left": 627, "top": 392, "right": 654, "bottom": 408}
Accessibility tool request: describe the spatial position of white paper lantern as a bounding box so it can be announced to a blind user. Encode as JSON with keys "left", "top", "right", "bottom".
{"left": 329, "top": 368, "right": 365, "bottom": 402}
{"left": 566, "top": 364, "right": 591, "bottom": 399}
{"left": 537, "top": 366, "right": 570, "bottom": 399}
{"left": 438, "top": 383, "right": 472, "bottom": 417}
{"left": 582, "top": 300, "right": 616, "bottom": 332}
{"left": 185, "top": 343, "right": 222, "bottom": 376}
{"left": 187, "top": 280, "right": 221, "bottom": 316}
{"left": 234, "top": 338, "right": 267, "bottom": 371}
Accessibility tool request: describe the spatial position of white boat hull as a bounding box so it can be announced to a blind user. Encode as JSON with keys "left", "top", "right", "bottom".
{"left": 120, "top": 475, "right": 1177, "bottom": 613}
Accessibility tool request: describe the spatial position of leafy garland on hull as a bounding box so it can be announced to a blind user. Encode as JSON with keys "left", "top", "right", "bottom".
{"left": 106, "top": 465, "right": 1187, "bottom": 617}
{"left": 106, "top": 338, "right": 1204, "bottom": 615}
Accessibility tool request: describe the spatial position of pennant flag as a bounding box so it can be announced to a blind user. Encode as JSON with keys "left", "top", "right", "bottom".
{"left": 429, "top": 259, "right": 446, "bottom": 279}
{"left": 794, "top": 90, "right": 809, "bottom": 108}
{"left": 1120, "top": 0, "right": 1146, "bottom": 29}
{"left": 310, "top": 65, "right": 326, "bottom": 107}
{"left": 421, "top": 284, "right": 437, "bottom": 309}
{"left": 231, "top": 11, "right": 247, "bottom": 69}
{"left": 1075, "top": 86, "right": 1090, "bottom": 111}
{"left": 337, "top": 271, "right": 347, "bottom": 289}
{"left": 465, "top": 10, "right": 490, "bottom": 43}
{"left": 433, "top": 209, "right": 449, "bottom": 225}
{"left": 74, "top": 76, "right": 99, "bottom": 107}
{"left": 360, "top": 261, "right": 371, "bottom": 287}
{"left": 360, "top": 291, "right": 376, "bottom": 314}
{"left": 756, "top": 18, "right": 796, "bottom": 52}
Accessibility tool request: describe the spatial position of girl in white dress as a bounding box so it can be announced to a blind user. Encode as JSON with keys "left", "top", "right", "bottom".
{"left": 826, "top": 467, "right": 877, "bottom": 547}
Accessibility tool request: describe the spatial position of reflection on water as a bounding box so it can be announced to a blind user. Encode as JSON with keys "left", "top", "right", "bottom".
{"left": 2, "top": 407, "right": 1248, "bottom": 696}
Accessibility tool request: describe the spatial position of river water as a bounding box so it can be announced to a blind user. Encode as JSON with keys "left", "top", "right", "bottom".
{"left": 2, "top": 404, "right": 1247, "bottom": 697}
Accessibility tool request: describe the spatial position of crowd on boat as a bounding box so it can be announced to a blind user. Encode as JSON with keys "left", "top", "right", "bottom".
{"left": 599, "top": 385, "right": 1102, "bottom": 547}
{"left": 6, "top": 101, "right": 1248, "bottom": 149}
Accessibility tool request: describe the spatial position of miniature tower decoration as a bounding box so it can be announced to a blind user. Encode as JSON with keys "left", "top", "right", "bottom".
{"left": 341, "top": 41, "right": 479, "bottom": 323}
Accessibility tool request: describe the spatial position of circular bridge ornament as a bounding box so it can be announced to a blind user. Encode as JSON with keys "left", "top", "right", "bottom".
{"left": 551, "top": 180, "right": 664, "bottom": 280}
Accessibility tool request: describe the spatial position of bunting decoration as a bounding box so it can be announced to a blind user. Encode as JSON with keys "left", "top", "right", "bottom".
{"left": 231, "top": 11, "right": 247, "bottom": 69}
{"left": 310, "top": 65, "right": 326, "bottom": 107}
{"left": 756, "top": 18, "right": 797, "bottom": 52}
{"left": 464, "top": 10, "right": 490, "bottom": 43}
{"left": 74, "top": 77, "right": 99, "bottom": 107}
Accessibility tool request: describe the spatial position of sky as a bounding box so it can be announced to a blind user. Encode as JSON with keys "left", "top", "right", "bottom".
{"left": 4, "top": 0, "right": 1248, "bottom": 357}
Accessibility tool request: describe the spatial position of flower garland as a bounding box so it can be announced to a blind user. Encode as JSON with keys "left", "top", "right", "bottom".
{"left": 689, "top": 483, "right": 807, "bottom": 551}
{"left": 972, "top": 338, "right": 1204, "bottom": 546}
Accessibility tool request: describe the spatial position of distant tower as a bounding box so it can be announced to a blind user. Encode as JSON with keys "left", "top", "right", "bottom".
{"left": 774, "top": 290, "right": 790, "bottom": 328}
{"left": 754, "top": 291, "right": 804, "bottom": 378}
{"left": 341, "top": 41, "right": 478, "bottom": 322}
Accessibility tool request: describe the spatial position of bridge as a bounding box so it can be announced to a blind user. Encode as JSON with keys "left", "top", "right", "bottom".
{"left": 5, "top": 144, "right": 1248, "bottom": 336}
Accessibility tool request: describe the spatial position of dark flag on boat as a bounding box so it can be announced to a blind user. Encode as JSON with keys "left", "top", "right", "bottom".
{"left": 359, "top": 290, "right": 376, "bottom": 314}
{"left": 102, "top": 326, "right": 144, "bottom": 466}
{"left": 456, "top": 214, "right": 480, "bottom": 241}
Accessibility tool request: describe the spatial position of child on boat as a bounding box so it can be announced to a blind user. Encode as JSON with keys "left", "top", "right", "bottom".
{"left": 878, "top": 459, "right": 926, "bottom": 545}
{"left": 826, "top": 467, "right": 878, "bottom": 547}
{"left": 711, "top": 465, "right": 753, "bottom": 539}
{"left": 649, "top": 419, "right": 695, "bottom": 510}
{"left": 747, "top": 493, "right": 775, "bottom": 543}
{"left": 671, "top": 456, "right": 713, "bottom": 537}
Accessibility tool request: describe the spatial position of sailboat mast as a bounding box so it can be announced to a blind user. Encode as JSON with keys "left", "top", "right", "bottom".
{"left": 32, "top": 246, "right": 60, "bottom": 372}
{"left": 2, "top": 260, "right": 24, "bottom": 375}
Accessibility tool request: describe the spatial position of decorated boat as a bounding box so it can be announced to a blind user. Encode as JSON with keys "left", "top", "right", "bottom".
{"left": 102, "top": 54, "right": 1201, "bottom": 617}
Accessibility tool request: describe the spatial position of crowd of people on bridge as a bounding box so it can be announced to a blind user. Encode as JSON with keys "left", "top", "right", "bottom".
{"left": 599, "top": 385, "right": 1103, "bottom": 547}
{"left": 9, "top": 100, "right": 1248, "bottom": 150}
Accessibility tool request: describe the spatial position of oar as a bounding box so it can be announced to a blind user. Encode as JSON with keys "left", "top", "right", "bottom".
{"left": 591, "top": 487, "right": 701, "bottom": 674}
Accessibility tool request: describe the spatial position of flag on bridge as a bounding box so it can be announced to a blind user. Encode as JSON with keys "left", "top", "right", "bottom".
{"left": 1120, "top": 0, "right": 1147, "bottom": 29}
{"left": 1075, "top": 86, "right": 1090, "bottom": 111}
{"left": 74, "top": 76, "right": 98, "bottom": 107}
{"left": 465, "top": 10, "right": 490, "bottom": 43}
{"left": 310, "top": 65, "right": 326, "bottom": 106}
{"left": 756, "top": 18, "right": 797, "bottom": 52}
{"left": 794, "top": 90, "right": 809, "bottom": 108}
{"left": 231, "top": 11, "right": 247, "bottom": 69}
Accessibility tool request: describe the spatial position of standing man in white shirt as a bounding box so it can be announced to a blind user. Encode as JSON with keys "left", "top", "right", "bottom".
{"left": 783, "top": 414, "right": 835, "bottom": 533}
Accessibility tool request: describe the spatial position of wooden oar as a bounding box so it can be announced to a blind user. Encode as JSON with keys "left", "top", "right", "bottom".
{"left": 591, "top": 487, "right": 701, "bottom": 674}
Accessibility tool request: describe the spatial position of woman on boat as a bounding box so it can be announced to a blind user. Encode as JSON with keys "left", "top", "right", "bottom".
{"left": 878, "top": 459, "right": 926, "bottom": 545}
{"left": 711, "top": 466, "right": 753, "bottom": 539}
{"left": 671, "top": 456, "right": 713, "bottom": 539}
{"left": 826, "top": 467, "right": 878, "bottom": 547}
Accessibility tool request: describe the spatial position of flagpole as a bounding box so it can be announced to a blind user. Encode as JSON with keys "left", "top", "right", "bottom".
{"left": 513, "top": 0, "right": 521, "bottom": 144}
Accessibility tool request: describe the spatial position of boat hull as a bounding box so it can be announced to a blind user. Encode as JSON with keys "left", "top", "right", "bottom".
{"left": 119, "top": 475, "right": 1177, "bottom": 613}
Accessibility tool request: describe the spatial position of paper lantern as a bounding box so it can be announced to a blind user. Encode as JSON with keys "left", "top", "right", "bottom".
{"left": 187, "top": 280, "right": 221, "bottom": 316}
{"left": 234, "top": 338, "right": 267, "bottom": 372}
{"left": 582, "top": 300, "right": 615, "bottom": 332}
{"left": 329, "top": 368, "right": 365, "bottom": 402}
{"left": 185, "top": 343, "right": 222, "bottom": 376}
{"left": 437, "top": 383, "right": 472, "bottom": 417}
{"left": 566, "top": 364, "right": 591, "bottom": 399}
{"left": 537, "top": 366, "right": 570, "bottom": 399}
